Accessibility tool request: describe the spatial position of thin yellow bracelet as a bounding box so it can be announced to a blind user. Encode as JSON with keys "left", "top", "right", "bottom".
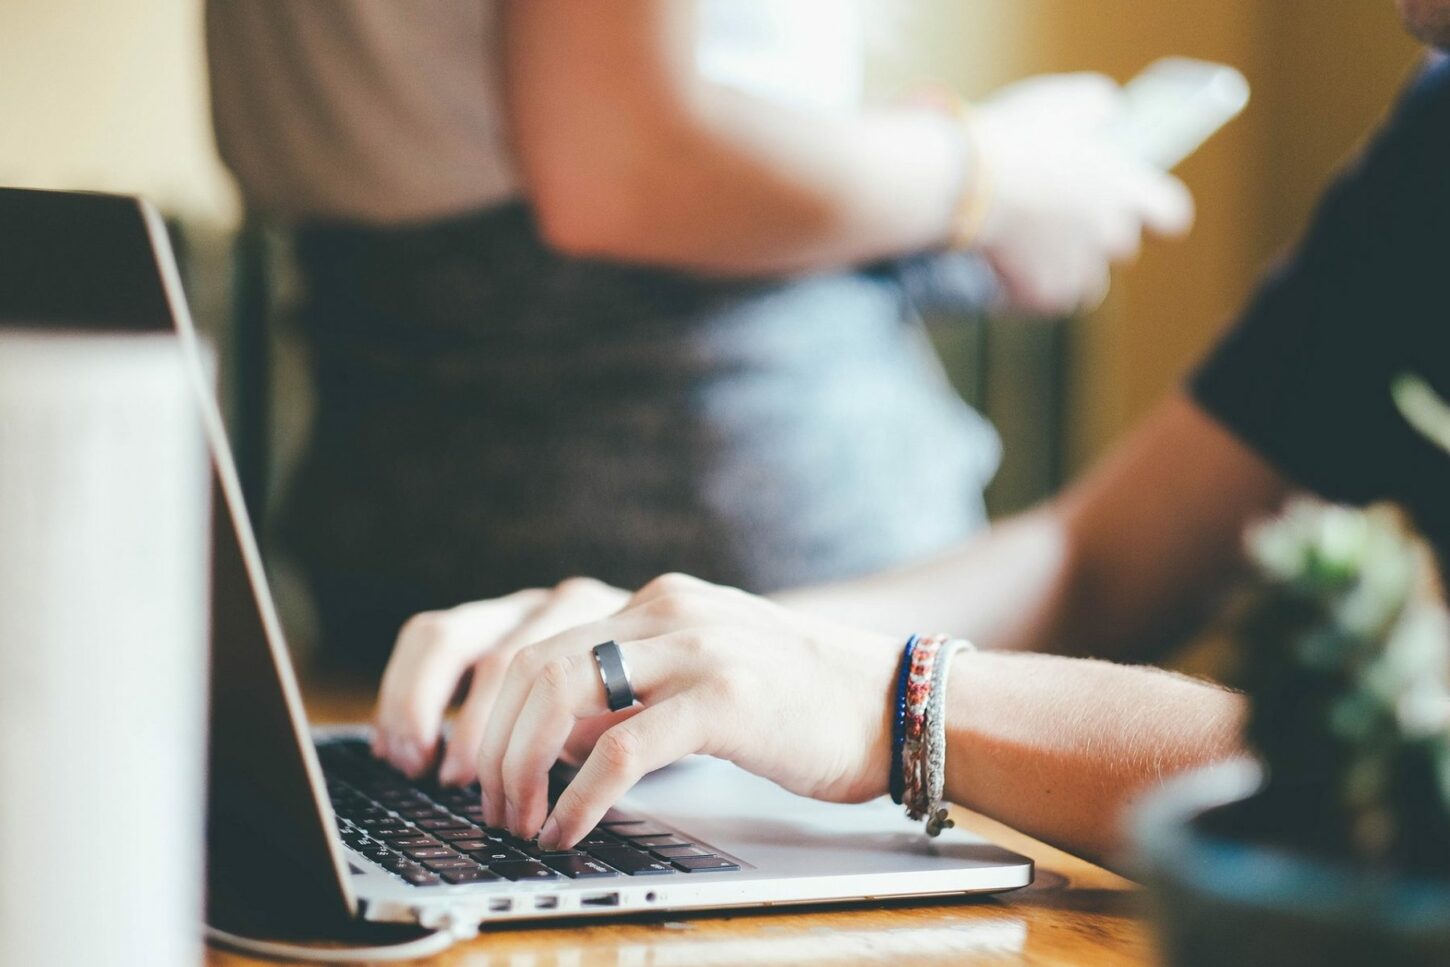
{"left": 945, "top": 102, "right": 995, "bottom": 250}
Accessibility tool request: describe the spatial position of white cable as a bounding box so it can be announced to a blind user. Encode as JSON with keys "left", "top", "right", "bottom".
{"left": 204, "top": 923, "right": 459, "bottom": 963}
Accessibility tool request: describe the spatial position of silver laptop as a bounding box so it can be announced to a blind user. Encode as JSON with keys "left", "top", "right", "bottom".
{"left": 0, "top": 187, "right": 1031, "bottom": 945}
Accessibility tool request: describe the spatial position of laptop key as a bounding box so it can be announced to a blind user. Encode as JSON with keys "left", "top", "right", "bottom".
{"left": 546, "top": 855, "right": 618, "bottom": 879}
{"left": 468, "top": 846, "right": 529, "bottom": 864}
{"left": 351, "top": 807, "right": 390, "bottom": 821}
{"left": 442, "top": 867, "right": 501, "bottom": 885}
{"left": 418, "top": 818, "right": 472, "bottom": 832}
{"left": 628, "top": 835, "right": 689, "bottom": 849}
{"left": 392, "top": 835, "right": 443, "bottom": 849}
{"left": 490, "top": 860, "right": 560, "bottom": 882}
{"left": 435, "top": 827, "right": 487, "bottom": 842}
{"left": 449, "top": 839, "right": 491, "bottom": 852}
{"left": 589, "top": 848, "right": 676, "bottom": 876}
{"left": 652, "top": 844, "right": 711, "bottom": 859}
{"left": 601, "top": 823, "right": 670, "bottom": 838}
{"left": 421, "top": 857, "right": 479, "bottom": 872}
{"left": 356, "top": 815, "right": 401, "bottom": 827}
{"left": 511, "top": 842, "right": 579, "bottom": 859}
{"left": 401, "top": 846, "right": 457, "bottom": 860}
{"left": 378, "top": 855, "right": 417, "bottom": 873}
{"left": 401, "top": 869, "right": 441, "bottom": 886}
{"left": 672, "top": 855, "right": 741, "bottom": 873}
{"left": 398, "top": 807, "right": 446, "bottom": 820}
{"left": 364, "top": 824, "right": 413, "bottom": 838}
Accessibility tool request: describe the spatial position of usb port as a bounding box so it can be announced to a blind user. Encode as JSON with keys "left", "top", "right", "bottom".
{"left": 488, "top": 898, "right": 512, "bottom": 912}
{"left": 580, "top": 892, "right": 620, "bottom": 907}
{"left": 534, "top": 895, "right": 559, "bottom": 910}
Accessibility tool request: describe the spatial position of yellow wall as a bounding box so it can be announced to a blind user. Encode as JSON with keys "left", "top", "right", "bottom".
{"left": 876, "top": 0, "right": 1421, "bottom": 470}
{"left": 0, "top": 0, "right": 235, "bottom": 224}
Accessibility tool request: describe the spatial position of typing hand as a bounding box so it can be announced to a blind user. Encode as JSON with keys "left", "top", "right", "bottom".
{"left": 466, "top": 573, "right": 899, "bottom": 850}
{"left": 972, "top": 72, "right": 1195, "bottom": 315}
{"left": 372, "top": 577, "right": 630, "bottom": 785}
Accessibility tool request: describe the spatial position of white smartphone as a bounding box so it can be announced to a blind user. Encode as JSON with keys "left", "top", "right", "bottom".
{"left": 1110, "top": 57, "right": 1251, "bottom": 170}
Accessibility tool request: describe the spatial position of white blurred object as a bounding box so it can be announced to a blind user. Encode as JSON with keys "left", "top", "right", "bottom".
{"left": 0, "top": 330, "right": 209, "bottom": 967}
{"left": 1111, "top": 57, "right": 1251, "bottom": 171}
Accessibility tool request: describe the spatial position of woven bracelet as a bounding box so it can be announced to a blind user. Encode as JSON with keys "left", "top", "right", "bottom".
{"left": 923, "top": 639, "right": 975, "bottom": 836}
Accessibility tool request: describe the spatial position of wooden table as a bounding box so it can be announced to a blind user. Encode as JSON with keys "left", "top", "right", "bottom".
{"left": 207, "top": 684, "right": 1154, "bottom": 967}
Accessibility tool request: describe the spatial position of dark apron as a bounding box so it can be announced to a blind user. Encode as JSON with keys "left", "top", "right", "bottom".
{"left": 284, "top": 203, "right": 1000, "bottom": 668}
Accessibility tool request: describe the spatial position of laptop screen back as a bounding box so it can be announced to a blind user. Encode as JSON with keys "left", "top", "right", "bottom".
{"left": 0, "top": 187, "right": 356, "bottom": 924}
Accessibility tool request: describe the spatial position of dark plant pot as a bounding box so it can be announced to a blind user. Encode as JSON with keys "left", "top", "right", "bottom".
{"left": 1132, "top": 762, "right": 1450, "bottom": 967}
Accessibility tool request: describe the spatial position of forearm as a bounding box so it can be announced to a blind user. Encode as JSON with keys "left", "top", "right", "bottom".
{"left": 777, "top": 396, "right": 1293, "bottom": 661}
{"left": 535, "top": 89, "right": 966, "bottom": 275}
{"left": 774, "top": 509, "right": 1075, "bottom": 651}
{"left": 944, "top": 650, "right": 1245, "bottom": 866}
{"left": 505, "top": 0, "right": 965, "bottom": 276}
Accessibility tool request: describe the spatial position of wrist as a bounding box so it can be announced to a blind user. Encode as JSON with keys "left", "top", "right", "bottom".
{"left": 917, "top": 91, "right": 996, "bottom": 252}
{"left": 888, "top": 634, "right": 976, "bottom": 834}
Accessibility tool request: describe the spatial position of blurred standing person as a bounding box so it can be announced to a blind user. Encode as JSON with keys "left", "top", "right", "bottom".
{"left": 207, "top": 0, "right": 1192, "bottom": 672}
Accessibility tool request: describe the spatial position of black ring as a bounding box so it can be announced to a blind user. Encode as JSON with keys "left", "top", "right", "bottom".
{"left": 591, "top": 640, "right": 636, "bottom": 712}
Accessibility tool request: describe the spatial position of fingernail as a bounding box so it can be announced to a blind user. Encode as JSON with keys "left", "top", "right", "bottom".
{"left": 505, "top": 800, "right": 518, "bottom": 835}
{"left": 537, "top": 815, "right": 560, "bottom": 850}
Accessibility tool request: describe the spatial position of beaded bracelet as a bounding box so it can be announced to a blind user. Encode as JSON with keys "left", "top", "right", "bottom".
{"left": 889, "top": 634, "right": 921, "bottom": 805}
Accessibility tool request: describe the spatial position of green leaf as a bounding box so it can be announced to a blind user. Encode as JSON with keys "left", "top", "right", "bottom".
{"left": 1392, "top": 372, "right": 1450, "bottom": 456}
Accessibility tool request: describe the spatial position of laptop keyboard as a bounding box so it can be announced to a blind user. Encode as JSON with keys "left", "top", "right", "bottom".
{"left": 317, "top": 738, "right": 741, "bottom": 887}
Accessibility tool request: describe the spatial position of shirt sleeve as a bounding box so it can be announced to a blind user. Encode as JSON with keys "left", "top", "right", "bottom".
{"left": 1190, "top": 56, "right": 1450, "bottom": 507}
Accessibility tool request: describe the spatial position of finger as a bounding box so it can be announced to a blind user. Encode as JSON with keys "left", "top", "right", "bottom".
{"left": 494, "top": 634, "right": 695, "bottom": 837}
{"left": 561, "top": 707, "right": 639, "bottom": 765}
{"left": 1002, "top": 253, "right": 1076, "bottom": 317}
{"left": 538, "top": 697, "right": 706, "bottom": 851}
{"left": 436, "top": 653, "right": 508, "bottom": 786}
{"left": 436, "top": 578, "right": 628, "bottom": 785}
{"left": 1099, "top": 212, "right": 1142, "bottom": 263}
{"left": 474, "top": 613, "right": 663, "bottom": 827}
{"left": 626, "top": 572, "right": 716, "bottom": 608}
{"left": 499, "top": 650, "right": 599, "bottom": 838}
{"left": 1134, "top": 170, "right": 1195, "bottom": 238}
{"left": 374, "top": 591, "right": 543, "bottom": 777}
{"left": 498, "top": 578, "right": 626, "bottom": 652}
{"left": 1077, "top": 258, "right": 1113, "bottom": 314}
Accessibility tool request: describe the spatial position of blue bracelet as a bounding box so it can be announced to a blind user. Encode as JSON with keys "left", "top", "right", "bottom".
{"left": 889, "top": 634, "right": 920, "bottom": 805}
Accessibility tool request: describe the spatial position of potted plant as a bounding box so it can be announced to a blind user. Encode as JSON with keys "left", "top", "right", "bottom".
{"left": 1133, "top": 375, "right": 1450, "bottom": 966}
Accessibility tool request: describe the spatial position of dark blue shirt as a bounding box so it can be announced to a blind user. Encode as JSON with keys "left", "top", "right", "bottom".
{"left": 1192, "top": 55, "right": 1450, "bottom": 557}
